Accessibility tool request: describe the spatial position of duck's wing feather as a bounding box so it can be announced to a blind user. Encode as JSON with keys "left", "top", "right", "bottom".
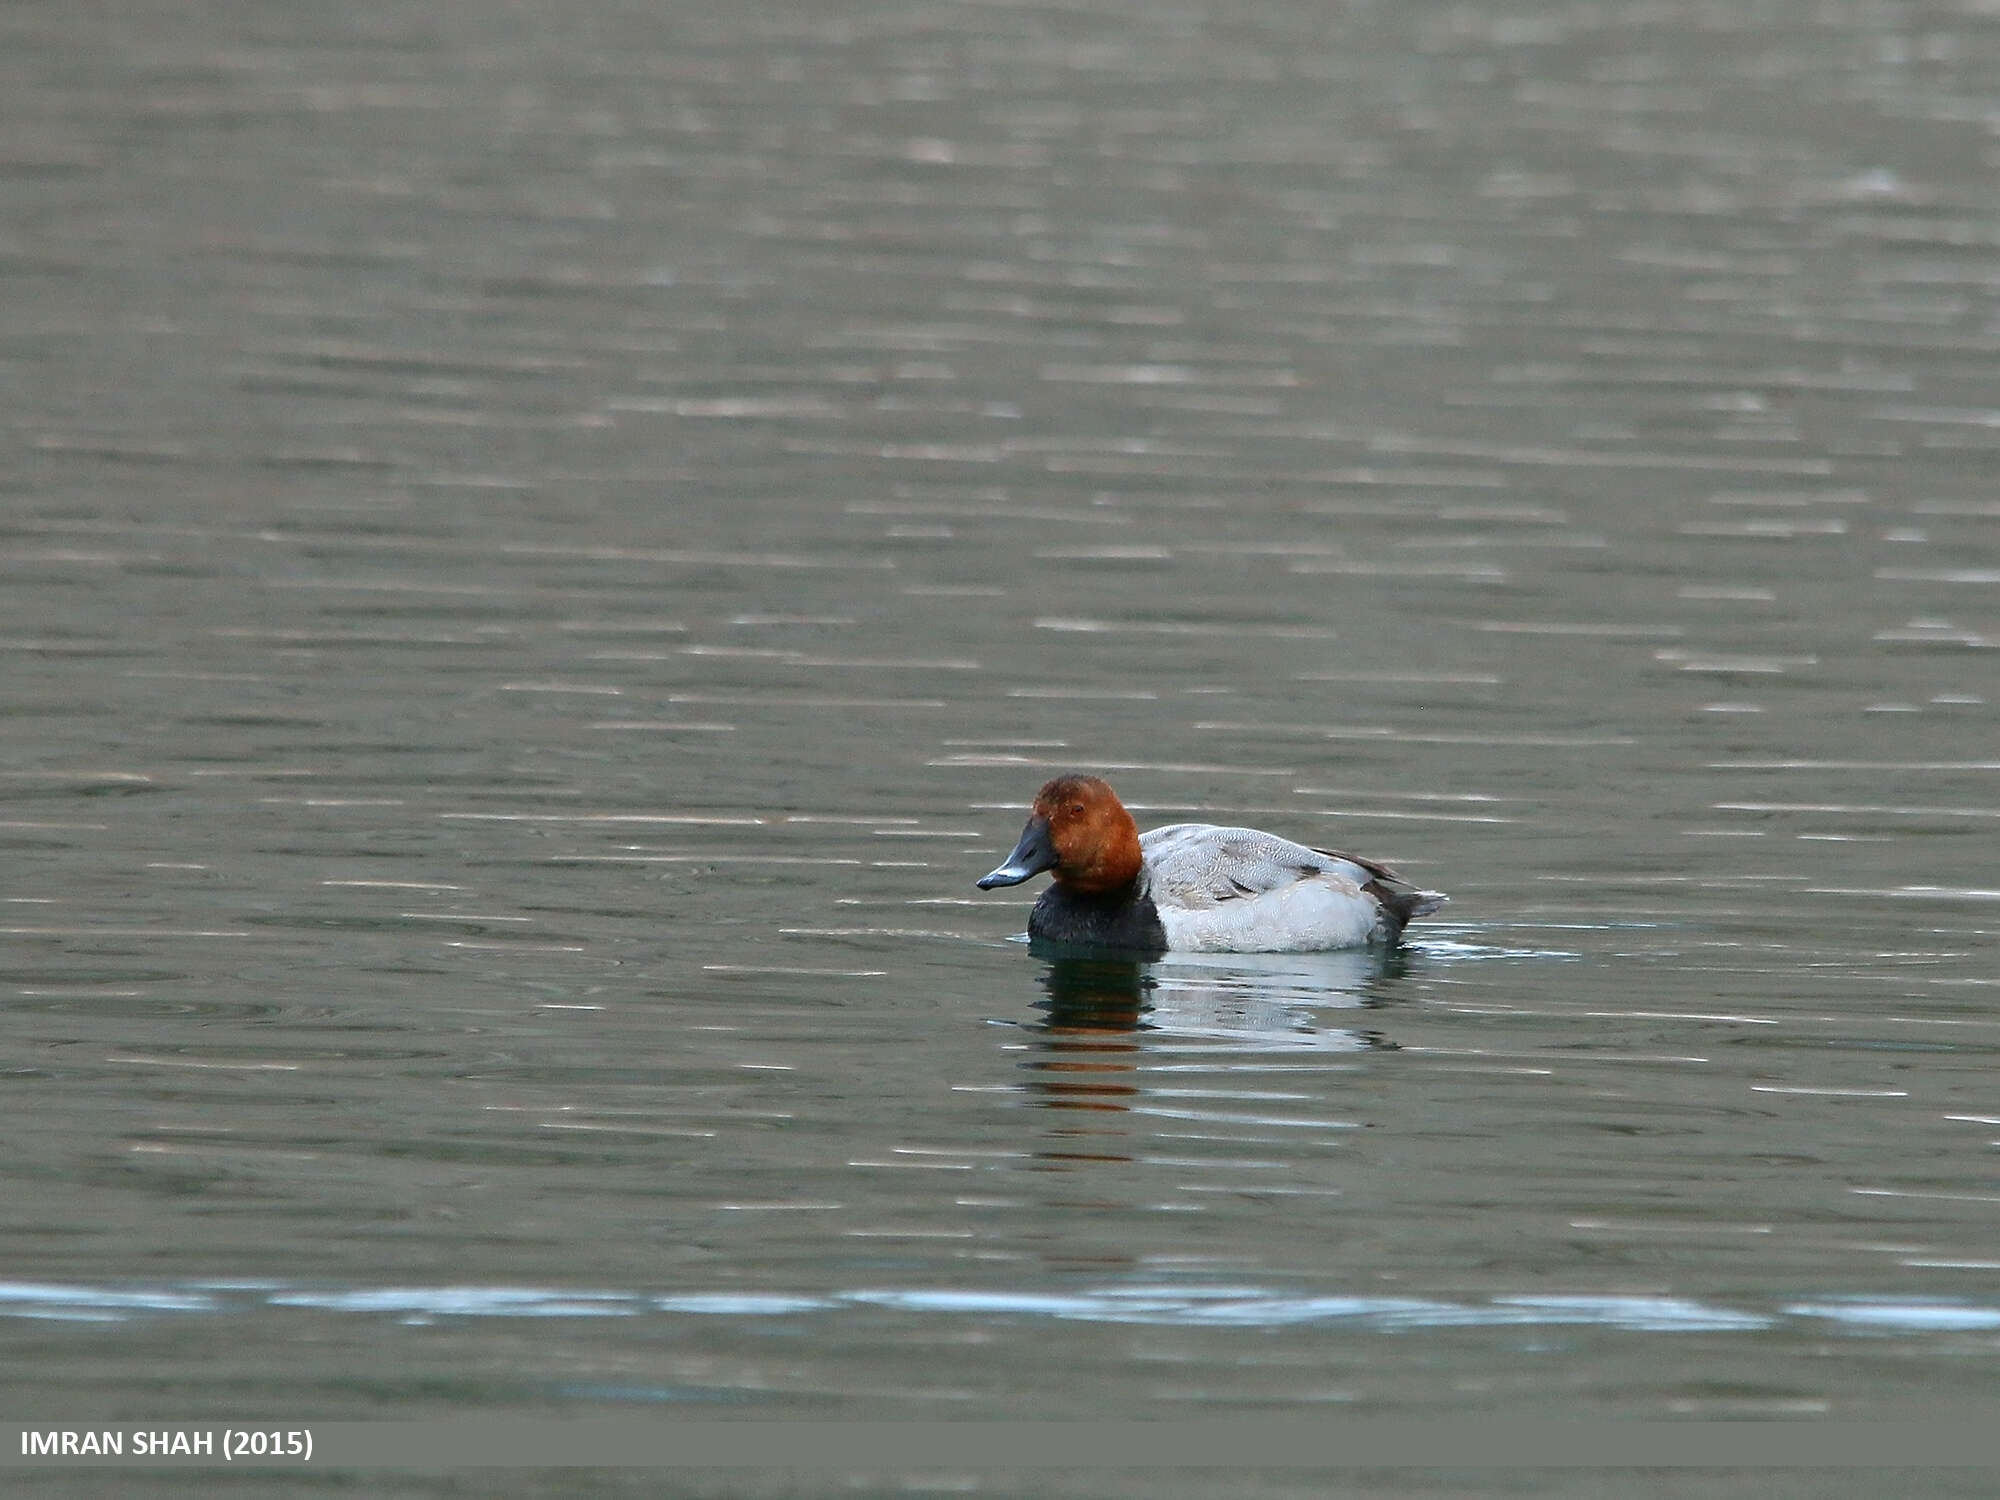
{"left": 1141, "top": 823, "right": 1447, "bottom": 927}
{"left": 1141, "top": 824, "right": 1377, "bottom": 905}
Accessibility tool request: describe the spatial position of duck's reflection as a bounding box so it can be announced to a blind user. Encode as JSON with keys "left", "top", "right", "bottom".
{"left": 1034, "top": 946, "right": 1154, "bottom": 1032}
{"left": 1030, "top": 940, "right": 1408, "bottom": 1042}
{"left": 1020, "top": 950, "right": 1151, "bottom": 1164}
{"left": 1018, "top": 942, "right": 1411, "bottom": 1166}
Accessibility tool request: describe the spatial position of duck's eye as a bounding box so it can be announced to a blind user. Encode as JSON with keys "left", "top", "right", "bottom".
{"left": 1069, "top": 803, "right": 1085, "bottom": 816}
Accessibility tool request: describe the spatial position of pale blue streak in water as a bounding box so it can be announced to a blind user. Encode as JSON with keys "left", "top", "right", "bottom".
{"left": 1485, "top": 1297, "right": 1773, "bottom": 1334}
{"left": 1787, "top": 1301, "right": 2000, "bottom": 1333}
{"left": 0, "top": 1283, "right": 219, "bottom": 1321}
{"left": 850, "top": 1289, "right": 1772, "bottom": 1333}
{"left": 266, "top": 1288, "right": 639, "bottom": 1318}
{"left": 14, "top": 1279, "right": 2000, "bottom": 1337}
{"left": 650, "top": 1294, "right": 833, "bottom": 1316}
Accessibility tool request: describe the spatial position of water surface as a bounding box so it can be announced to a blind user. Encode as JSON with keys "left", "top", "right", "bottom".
{"left": 3, "top": 0, "right": 1998, "bottom": 1476}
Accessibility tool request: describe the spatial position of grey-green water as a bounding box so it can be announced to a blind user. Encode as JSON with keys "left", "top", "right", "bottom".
{"left": 4, "top": 0, "right": 1999, "bottom": 1484}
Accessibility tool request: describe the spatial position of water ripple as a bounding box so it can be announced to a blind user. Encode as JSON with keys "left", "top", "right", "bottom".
{"left": 12, "top": 1278, "right": 1999, "bottom": 1338}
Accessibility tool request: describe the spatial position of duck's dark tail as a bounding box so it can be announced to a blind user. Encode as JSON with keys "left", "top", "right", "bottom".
{"left": 1370, "top": 878, "right": 1446, "bottom": 943}
{"left": 1314, "top": 845, "right": 1447, "bottom": 943}
{"left": 1337, "top": 854, "right": 1446, "bottom": 944}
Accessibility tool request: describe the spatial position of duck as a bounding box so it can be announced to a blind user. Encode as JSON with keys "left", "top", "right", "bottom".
{"left": 976, "top": 774, "right": 1446, "bottom": 954}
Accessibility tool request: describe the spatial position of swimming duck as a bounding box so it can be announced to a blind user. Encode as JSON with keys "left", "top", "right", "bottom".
{"left": 976, "top": 774, "right": 1445, "bottom": 954}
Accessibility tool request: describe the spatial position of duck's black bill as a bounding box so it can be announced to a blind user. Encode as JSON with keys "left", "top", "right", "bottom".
{"left": 976, "top": 815, "right": 1057, "bottom": 889}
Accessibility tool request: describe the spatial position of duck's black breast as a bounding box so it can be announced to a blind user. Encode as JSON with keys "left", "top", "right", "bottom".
{"left": 1027, "top": 881, "right": 1168, "bottom": 956}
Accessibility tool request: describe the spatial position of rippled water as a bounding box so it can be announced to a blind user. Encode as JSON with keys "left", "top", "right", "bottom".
{"left": 4, "top": 0, "right": 1999, "bottom": 1470}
